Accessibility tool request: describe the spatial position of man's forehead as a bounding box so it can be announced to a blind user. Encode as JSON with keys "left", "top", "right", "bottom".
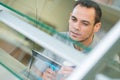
{"left": 73, "top": 5, "right": 95, "bottom": 16}
{"left": 72, "top": 5, "right": 96, "bottom": 23}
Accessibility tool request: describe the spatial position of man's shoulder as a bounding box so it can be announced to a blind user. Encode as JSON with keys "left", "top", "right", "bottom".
{"left": 90, "top": 34, "right": 100, "bottom": 48}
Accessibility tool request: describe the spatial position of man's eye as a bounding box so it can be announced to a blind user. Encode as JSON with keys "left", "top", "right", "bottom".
{"left": 83, "top": 22, "right": 89, "bottom": 26}
{"left": 71, "top": 17, "right": 77, "bottom": 21}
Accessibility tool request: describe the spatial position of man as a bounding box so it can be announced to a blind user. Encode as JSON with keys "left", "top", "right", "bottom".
{"left": 33, "top": 0, "right": 102, "bottom": 80}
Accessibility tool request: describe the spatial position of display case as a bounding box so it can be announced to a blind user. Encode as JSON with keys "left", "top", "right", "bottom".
{"left": 0, "top": 1, "right": 120, "bottom": 80}
{"left": 0, "top": 2, "right": 86, "bottom": 80}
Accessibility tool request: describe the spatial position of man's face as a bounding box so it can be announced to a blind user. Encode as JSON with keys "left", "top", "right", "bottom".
{"left": 69, "top": 5, "right": 100, "bottom": 42}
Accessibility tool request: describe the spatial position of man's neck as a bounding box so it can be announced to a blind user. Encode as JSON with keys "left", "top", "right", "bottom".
{"left": 74, "top": 35, "right": 94, "bottom": 51}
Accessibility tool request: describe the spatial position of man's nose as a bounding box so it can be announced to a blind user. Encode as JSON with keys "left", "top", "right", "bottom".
{"left": 74, "top": 22, "right": 81, "bottom": 30}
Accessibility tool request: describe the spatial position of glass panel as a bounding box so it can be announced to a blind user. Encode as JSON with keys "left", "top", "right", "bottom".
{"left": 0, "top": 62, "right": 23, "bottom": 80}
{"left": 0, "top": 48, "right": 25, "bottom": 79}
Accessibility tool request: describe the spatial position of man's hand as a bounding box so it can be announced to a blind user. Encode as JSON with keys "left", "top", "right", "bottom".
{"left": 59, "top": 66, "right": 73, "bottom": 74}
{"left": 58, "top": 66, "right": 74, "bottom": 80}
{"left": 42, "top": 68, "right": 57, "bottom": 80}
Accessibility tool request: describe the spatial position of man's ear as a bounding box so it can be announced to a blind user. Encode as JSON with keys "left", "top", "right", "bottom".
{"left": 94, "top": 22, "right": 101, "bottom": 33}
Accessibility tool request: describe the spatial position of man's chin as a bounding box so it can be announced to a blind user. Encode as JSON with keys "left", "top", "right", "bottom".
{"left": 70, "top": 36, "right": 80, "bottom": 41}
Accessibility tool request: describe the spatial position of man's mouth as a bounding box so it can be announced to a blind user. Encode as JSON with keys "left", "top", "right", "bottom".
{"left": 70, "top": 31, "right": 80, "bottom": 36}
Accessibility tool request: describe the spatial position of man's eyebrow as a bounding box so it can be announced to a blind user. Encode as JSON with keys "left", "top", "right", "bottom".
{"left": 71, "top": 15, "right": 76, "bottom": 18}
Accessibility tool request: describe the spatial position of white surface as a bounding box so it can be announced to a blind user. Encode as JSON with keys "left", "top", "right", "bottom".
{"left": 0, "top": 65, "right": 20, "bottom": 80}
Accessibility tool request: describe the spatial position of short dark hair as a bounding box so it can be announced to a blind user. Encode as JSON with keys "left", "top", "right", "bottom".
{"left": 74, "top": 0, "right": 102, "bottom": 24}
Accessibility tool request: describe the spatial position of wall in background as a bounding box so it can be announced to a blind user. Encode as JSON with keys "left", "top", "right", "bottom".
{"left": 2, "top": 0, "right": 75, "bottom": 31}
